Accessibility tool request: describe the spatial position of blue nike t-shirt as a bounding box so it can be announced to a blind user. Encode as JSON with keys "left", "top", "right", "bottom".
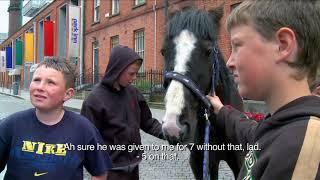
{"left": 0, "top": 109, "right": 112, "bottom": 180}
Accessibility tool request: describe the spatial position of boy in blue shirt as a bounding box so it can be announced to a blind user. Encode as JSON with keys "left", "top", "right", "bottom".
{"left": 0, "top": 58, "right": 112, "bottom": 179}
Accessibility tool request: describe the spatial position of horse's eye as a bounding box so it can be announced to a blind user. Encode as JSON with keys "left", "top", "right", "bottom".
{"left": 161, "top": 48, "right": 166, "bottom": 56}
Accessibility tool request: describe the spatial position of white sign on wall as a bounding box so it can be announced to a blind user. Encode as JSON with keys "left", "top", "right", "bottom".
{"left": 68, "top": 5, "right": 81, "bottom": 59}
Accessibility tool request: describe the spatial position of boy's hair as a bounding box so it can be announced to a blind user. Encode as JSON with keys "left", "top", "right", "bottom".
{"left": 132, "top": 59, "right": 143, "bottom": 66}
{"left": 310, "top": 79, "right": 320, "bottom": 92}
{"left": 309, "top": 69, "right": 320, "bottom": 91}
{"left": 227, "top": 0, "right": 320, "bottom": 81}
{"left": 37, "top": 57, "right": 77, "bottom": 89}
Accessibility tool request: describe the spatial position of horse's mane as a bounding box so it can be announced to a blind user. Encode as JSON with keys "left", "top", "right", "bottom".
{"left": 216, "top": 52, "right": 244, "bottom": 111}
{"left": 166, "top": 7, "right": 243, "bottom": 111}
{"left": 166, "top": 8, "right": 219, "bottom": 42}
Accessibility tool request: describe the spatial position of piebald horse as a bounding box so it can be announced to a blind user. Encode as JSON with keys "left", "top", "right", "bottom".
{"left": 161, "top": 6, "right": 245, "bottom": 179}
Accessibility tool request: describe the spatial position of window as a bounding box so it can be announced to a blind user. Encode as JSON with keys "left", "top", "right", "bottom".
{"left": 134, "top": 0, "right": 145, "bottom": 6}
{"left": 134, "top": 29, "right": 144, "bottom": 72}
{"left": 94, "top": 0, "right": 100, "bottom": 22}
{"left": 71, "top": 0, "right": 79, "bottom": 6}
{"left": 112, "top": 0, "right": 119, "bottom": 15}
{"left": 92, "top": 41, "right": 99, "bottom": 84}
{"left": 111, "top": 35, "right": 119, "bottom": 49}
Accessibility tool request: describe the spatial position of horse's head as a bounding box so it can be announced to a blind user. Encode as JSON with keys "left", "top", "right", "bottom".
{"left": 161, "top": 7, "right": 243, "bottom": 144}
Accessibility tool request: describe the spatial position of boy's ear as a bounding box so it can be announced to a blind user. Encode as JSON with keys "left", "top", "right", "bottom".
{"left": 63, "top": 88, "right": 75, "bottom": 102}
{"left": 275, "top": 27, "right": 298, "bottom": 64}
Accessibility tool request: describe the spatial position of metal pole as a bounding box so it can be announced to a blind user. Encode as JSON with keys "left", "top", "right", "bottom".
{"left": 80, "top": 0, "right": 85, "bottom": 86}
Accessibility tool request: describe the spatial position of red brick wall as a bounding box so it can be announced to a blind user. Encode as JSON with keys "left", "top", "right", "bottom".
{"left": 83, "top": 0, "right": 243, "bottom": 80}
{"left": 0, "top": 0, "right": 69, "bottom": 89}
{"left": 84, "top": 0, "right": 168, "bottom": 76}
{"left": 1, "top": 0, "right": 68, "bottom": 61}
{"left": 0, "top": 0, "right": 244, "bottom": 88}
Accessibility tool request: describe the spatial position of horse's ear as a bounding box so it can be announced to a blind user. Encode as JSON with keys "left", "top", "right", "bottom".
{"left": 168, "top": 6, "right": 179, "bottom": 19}
{"left": 208, "top": 3, "right": 224, "bottom": 24}
{"left": 181, "top": 5, "right": 194, "bottom": 11}
{"left": 167, "top": 1, "right": 195, "bottom": 19}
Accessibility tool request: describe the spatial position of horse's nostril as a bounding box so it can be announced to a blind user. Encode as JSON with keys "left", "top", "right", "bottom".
{"left": 162, "top": 121, "right": 181, "bottom": 139}
{"left": 162, "top": 125, "right": 188, "bottom": 145}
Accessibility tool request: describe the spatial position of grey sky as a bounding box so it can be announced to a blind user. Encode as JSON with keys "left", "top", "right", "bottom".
{"left": 0, "top": 1, "right": 32, "bottom": 34}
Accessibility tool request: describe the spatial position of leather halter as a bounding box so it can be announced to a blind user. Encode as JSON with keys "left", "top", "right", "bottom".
{"left": 164, "top": 45, "right": 220, "bottom": 180}
{"left": 164, "top": 46, "right": 220, "bottom": 110}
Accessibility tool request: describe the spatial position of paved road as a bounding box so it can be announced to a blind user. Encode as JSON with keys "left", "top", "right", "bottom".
{"left": 0, "top": 94, "right": 235, "bottom": 180}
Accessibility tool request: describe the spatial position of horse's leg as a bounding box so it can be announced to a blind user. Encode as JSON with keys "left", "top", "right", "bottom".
{"left": 190, "top": 149, "right": 203, "bottom": 179}
{"left": 209, "top": 150, "right": 219, "bottom": 180}
{"left": 189, "top": 132, "right": 221, "bottom": 180}
{"left": 224, "top": 149, "right": 246, "bottom": 178}
{"left": 209, "top": 123, "right": 244, "bottom": 180}
{"left": 190, "top": 149, "right": 221, "bottom": 180}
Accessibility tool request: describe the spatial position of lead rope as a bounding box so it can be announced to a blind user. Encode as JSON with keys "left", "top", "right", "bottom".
{"left": 203, "top": 46, "right": 220, "bottom": 180}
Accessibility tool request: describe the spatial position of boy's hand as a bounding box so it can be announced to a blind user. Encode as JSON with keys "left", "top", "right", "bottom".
{"left": 206, "top": 95, "right": 224, "bottom": 115}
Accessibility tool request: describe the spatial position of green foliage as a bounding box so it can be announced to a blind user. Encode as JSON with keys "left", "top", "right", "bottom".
{"left": 133, "top": 79, "right": 152, "bottom": 92}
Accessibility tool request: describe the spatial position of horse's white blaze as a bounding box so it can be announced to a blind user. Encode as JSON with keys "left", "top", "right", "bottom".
{"left": 163, "top": 30, "right": 197, "bottom": 137}
{"left": 173, "top": 30, "right": 197, "bottom": 73}
{"left": 165, "top": 81, "right": 185, "bottom": 114}
{"left": 165, "top": 30, "right": 196, "bottom": 115}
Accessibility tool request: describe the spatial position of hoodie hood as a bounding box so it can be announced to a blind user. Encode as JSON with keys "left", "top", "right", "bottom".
{"left": 269, "top": 96, "right": 320, "bottom": 123}
{"left": 255, "top": 95, "right": 320, "bottom": 140}
{"left": 101, "top": 45, "right": 142, "bottom": 87}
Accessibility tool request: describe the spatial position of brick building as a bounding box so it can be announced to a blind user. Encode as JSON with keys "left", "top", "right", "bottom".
{"left": 0, "top": 0, "right": 80, "bottom": 91}
{"left": 83, "top": 0, "right": 242, "bottom": 84}
{"left": 0, "top": 0, "right": 242, "bottom": 91}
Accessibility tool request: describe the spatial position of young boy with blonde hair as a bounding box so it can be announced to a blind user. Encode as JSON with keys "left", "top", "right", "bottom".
{"left": 0, "top": 58, "right": 112, "bottom": 180}
{"left": 207, "top": 0, "right": 320, "bottom": 179}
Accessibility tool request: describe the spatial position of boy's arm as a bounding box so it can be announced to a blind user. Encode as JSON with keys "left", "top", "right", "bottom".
{"left": 0, "top": 118, "right": 11, "bottom": 172}
{"left": 216, "top": 106, "right": 258, "bottom": 145}
{"left": 137, "top": 91, "right": 164, "bottom": 139}
{"left": 207, "top": 95, "right": 258, "bottom": 145}
{"left": 84, "top": 127, "right": 112, "bottom": 178}
{"left": 81, "top": 100, "right": 103, "bottom": 129}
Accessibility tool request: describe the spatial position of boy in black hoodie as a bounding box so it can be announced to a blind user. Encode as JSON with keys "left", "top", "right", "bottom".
{"left": 207, "top": 0, "right": 320, "bottom": 179}
{"left": 81, "top": 45, "right": 164, "bottom": 180}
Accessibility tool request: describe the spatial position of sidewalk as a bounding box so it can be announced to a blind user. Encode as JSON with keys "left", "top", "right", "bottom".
{"left": 0, "top": 87, "right": 84, "bottom": 112}
{"left": 0, "top": 87, "right": 165, "bottom": 112}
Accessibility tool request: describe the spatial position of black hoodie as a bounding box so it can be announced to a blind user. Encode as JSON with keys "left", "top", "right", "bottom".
{"left": 81, "top": 45, "right": 164, "bottom": 168}
{"left": 216, "top": 96, "right": 320, "bottom": 180}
